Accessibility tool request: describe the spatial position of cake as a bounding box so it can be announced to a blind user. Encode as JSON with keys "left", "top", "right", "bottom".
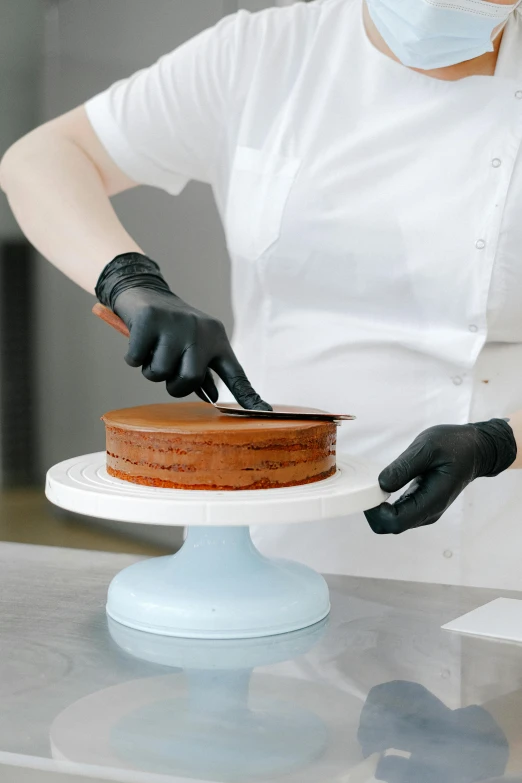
{"left": 102, "top": 402, "right": 337, "bottom": 490}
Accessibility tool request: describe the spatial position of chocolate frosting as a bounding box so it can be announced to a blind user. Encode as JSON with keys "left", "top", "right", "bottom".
{"left": 102, "top": 402, "right": 329, "bottom": 433}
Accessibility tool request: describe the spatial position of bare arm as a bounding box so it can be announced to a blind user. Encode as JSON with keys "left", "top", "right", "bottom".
{"left": 0, "top": 106, "right": 143, "bottom": 293}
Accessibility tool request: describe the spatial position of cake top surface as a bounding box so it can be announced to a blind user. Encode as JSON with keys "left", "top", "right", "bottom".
{"left": 102, "top": 402, "right": 331, "bottom": 433}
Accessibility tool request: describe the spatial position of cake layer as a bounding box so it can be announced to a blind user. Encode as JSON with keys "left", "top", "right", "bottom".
{"left": 102, "top": 403, "right": 337, "bottom": 490}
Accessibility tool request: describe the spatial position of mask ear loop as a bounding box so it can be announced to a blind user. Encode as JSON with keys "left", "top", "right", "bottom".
{"left": 492, "top": 19, "right": 509, "bottom": 42}
{"left": 491, "top": 0, "right": 522, "bottom": 44}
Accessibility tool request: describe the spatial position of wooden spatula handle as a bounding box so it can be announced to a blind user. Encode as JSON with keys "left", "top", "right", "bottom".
{"left": 92, "top": 303, "right": 130, "bottom": 338}
{"left": 92, "top": 301, "right": 215, "bottom": 406}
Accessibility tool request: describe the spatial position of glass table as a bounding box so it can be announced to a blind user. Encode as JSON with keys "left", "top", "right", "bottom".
{"left": 1, "top": 541, "right": 521, "bottom": 782}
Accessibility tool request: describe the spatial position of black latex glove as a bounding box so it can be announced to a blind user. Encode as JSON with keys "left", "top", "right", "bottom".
{"left": 364, "top": 419, "right": 516, "bottom": 535}
{"left": 95, "top": 253, "right": 271, "bottom": 410}
{"left": 358, "top": 680, "right": 509, "bottom": 783}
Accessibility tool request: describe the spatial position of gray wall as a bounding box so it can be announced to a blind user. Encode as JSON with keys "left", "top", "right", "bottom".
{"left": 0, "top": 0, "right": 43, "bottom": 238}
{"left": 36, "top": 0, "right": 272, "bottom": 477}
{"left": 0, "top": 0, "right": 44, "bottom": 480}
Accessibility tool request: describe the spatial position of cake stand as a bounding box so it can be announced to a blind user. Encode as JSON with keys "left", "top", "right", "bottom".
{"left": 45, "top": 452, "right": 387, "bottom": 639}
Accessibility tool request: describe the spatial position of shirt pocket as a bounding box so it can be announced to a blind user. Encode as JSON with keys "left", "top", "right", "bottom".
{"left": 225, "top": 146, "right": 301, "bottom": 261}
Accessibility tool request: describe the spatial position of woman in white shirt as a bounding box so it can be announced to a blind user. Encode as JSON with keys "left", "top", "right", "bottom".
{"left": 1, "top": 0, "right": 522, "bottom": 588}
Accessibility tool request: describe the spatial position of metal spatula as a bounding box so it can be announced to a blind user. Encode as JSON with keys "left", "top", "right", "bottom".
{"left": 92, "top": 303, "right": 356, "bottom": 422}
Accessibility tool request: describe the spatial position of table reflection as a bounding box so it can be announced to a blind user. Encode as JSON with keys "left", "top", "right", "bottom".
{"left": 355, "top": 679, "right": 515, "bottom": 783}
{"left": 50, "top": 617, "right": 361, "bottom": 782}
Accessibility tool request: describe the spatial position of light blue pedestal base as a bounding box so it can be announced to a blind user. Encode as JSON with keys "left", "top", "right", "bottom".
{"left": 106, "top": 526, "right": 330, "bottom": 639}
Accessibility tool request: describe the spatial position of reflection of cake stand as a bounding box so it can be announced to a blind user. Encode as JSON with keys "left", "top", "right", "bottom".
{"left": 46, "top": 452, "right": 386, "bottom": 639}
{"left": 51, "top": 620, "right": 362, "bottom": 782}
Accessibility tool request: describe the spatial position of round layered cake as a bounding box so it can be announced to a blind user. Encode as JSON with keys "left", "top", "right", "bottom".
{"left": 102, "top": 403, "right": 337, "bottom": 491}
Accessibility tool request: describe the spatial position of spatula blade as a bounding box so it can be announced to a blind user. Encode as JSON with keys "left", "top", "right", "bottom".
{"left": 214, "top": 402, "right": 355, "bottom": 422}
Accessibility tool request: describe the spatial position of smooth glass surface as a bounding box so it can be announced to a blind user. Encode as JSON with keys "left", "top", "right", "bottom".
{"left": 2, "top": 542, "right": 522, "bottom": 782}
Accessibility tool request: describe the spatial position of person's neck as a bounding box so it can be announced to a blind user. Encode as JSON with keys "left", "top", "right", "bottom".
{"left": 362, "top": 1, "right": 504, "bottom": 81}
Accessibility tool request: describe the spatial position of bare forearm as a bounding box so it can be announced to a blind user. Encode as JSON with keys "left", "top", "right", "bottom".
{"left": 0, "top": 130, "right": 142, "bottom": 293}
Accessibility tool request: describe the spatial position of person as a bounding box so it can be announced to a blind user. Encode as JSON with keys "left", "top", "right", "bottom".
{"left": 2, "top": 0, "right": 522, "bottom": 588}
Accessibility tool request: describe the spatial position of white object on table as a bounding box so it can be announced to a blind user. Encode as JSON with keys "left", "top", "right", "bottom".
{"left": 442, "top": 597, "right": 522, "bottom": 644}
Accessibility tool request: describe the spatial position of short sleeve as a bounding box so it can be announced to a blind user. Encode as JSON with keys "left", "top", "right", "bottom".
{"left": 84, "top": 14, "right": 242, "bottom": 195}
{"left": 84, "top": 5, "right": 321, "bottom": 195}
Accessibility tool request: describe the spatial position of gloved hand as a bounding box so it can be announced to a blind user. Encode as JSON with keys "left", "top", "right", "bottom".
{"left": 95, "top": 253, "right": 271, "bottom": 409}
{"left": 364, "top": 419, "right": 516, "bottom": 535}
{"left": 358, "top": 680, "right": 509, "bottom": 783}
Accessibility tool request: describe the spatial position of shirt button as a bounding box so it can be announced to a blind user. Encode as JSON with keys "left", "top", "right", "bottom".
{"left": 452, "top": 376, "right": 463, "bottom": 386}
{"left": 444, "top": 549, "right": 454, "bottom": 559}
{"left": 516, "top": 90, "right": 522, "bottom": 98}
{"left": 469, "top": 324, "right": 478, "bottom": 333}
{"left": 492, "top": 158, "right": 502, "bottom": 168}
{"left": 475, "top": 239, "right": 486, "bottom": 249}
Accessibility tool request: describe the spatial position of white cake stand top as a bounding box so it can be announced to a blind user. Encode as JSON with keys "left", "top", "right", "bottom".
{"left": 45, "top": 452, "right": 387, "bottom": 527}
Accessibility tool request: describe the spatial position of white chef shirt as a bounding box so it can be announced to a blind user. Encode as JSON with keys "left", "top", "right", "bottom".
{"left": 85, "top": 0, "right": 522, "bottom": 590}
